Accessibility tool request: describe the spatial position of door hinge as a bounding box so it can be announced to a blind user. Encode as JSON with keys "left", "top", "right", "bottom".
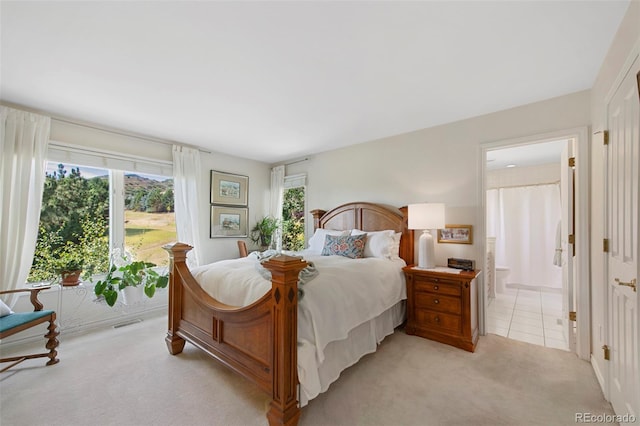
{"left": 602, "top": 344, "right": 610, "bottom": 361}
{"left": 603, "top": 238, "right": 609, "bottom": 253}
{"left": 568, "top": 157, "right": 576, "bottom": 167}
{"left": 569, "top": 311, "right": 577, "bottom": 321}
{"left": 568, "top": 234, "right": 575, "bottom": 244}
{"left": 594, "top": 130, "right": 609, "bottom": 145}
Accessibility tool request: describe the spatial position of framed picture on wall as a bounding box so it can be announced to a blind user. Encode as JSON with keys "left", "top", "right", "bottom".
{"left": 210, "top": 170, "right": 248, "bottom": 206}
{"left": 210, "top": 206, "right": 248, "bottom": 238}
{"left": 438, "top": 225, "right": 473, "bottom": 244}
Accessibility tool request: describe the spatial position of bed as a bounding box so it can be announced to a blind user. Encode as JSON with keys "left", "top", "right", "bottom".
{"left": 163, "top": 202, "right": 414, "bottom": 426}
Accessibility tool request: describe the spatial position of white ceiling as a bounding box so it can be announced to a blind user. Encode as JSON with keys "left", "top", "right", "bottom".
{"left": 0, "top": 1, "right": 630, "bottom": 164}
{"left": 486, "top": 139, "right": 566, "bottom": 171}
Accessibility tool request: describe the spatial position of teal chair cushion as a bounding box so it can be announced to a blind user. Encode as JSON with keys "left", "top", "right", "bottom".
{"left": 0, "top": 310, "right": 54, "bottom": 334}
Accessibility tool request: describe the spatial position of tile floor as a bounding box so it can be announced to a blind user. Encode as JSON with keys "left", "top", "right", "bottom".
{"left": 486, "top": 286, "right": 569, "bottom": 351}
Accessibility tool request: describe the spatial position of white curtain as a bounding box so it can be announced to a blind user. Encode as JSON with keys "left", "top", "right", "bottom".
{"left": 270, "top": 165, "right": 285, "bottom": 251}
{"left": 172, "top": 145, "right": 202, "bottom": 267}
{"left": 0, "top": 107, "right": 50, "bottom": 300}
{"left": 486, "top": 183, "right": 562, "bottom": 289}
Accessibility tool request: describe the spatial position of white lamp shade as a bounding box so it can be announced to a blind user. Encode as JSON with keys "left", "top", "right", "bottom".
{"left": 408, "top": 203, "right": 446, "bottom": 230}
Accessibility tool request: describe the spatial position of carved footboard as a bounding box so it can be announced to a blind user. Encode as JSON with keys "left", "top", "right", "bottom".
{"left": 164, "top": 243, "right": 308, "bottom": 426}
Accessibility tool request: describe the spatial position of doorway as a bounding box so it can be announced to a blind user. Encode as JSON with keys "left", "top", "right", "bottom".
{"left": 485, "top": 139, "right": 569, "bottom": 350}
{"left": 480, "top": 128, "right": 590, "bottom": 359}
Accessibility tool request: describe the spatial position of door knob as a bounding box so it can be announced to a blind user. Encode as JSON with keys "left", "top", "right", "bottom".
{"left": 615, "top": 278, "right": 637, "bottom": 292}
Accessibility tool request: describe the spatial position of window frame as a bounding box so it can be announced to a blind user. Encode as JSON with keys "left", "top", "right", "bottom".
{"left": 281, "top": 173, "right": 307, "bottom": 250}
{"left": 30, "top": 142, "right": 174, "bottom": 282}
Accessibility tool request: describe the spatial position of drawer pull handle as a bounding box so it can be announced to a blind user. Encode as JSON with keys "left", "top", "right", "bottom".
{"left": 434, "top": 316, "right": 440, "bottom": 323}
{"left": 434, "top": 299, "right": 439, "bottom": 304}
{"left": 434, "top": 285, "right": 439, "bottom": 290}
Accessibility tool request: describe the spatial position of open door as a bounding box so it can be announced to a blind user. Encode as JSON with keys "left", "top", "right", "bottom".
{"left": 605, "top": 59, "right": 639, "bottom": 419}
{"left": 561, "top": 140, "right": 576, "bottom": 353}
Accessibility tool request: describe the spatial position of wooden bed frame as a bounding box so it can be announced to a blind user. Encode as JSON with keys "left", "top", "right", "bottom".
{"left": 164, "top": 202, "right": 414, "bottom": 426}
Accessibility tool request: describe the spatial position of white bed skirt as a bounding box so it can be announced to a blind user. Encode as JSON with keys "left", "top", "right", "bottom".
{"left": 298, "top": 300, "right": 406, "bottom": 406}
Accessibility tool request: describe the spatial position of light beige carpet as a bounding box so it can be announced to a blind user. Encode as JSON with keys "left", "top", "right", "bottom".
{"left": 0, "top": 313, "right": 614, "bottom": 426}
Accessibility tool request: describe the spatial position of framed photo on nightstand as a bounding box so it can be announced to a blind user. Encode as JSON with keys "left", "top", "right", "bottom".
{"left": 438, "top": 224, "right": 473, "bottom": 244}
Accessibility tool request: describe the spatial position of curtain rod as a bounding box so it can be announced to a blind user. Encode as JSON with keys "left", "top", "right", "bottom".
{"left": 284, "top": 157, "right": 309, "bottom": 166}
{"left": 486, "top": 181, "right": 560, "bottom": 190}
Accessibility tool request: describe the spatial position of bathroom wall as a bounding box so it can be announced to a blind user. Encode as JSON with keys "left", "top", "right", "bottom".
{"left": 486, "top": 163, "right": 560, "bottom": 189}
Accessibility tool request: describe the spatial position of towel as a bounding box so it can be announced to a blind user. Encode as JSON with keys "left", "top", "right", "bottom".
{"left": 553, "top": 221, "right": 562, "bottom": 267}
{"left": 253, "top": 250, "right": 319, "bottom": 299}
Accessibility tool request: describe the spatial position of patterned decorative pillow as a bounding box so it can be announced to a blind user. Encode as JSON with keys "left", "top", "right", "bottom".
{"left": 321, "top": 234, "right": 367, "bottom": 259}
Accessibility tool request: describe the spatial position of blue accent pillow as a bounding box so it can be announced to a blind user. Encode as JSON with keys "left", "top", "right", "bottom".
{"left": 321, "top": 234, "right": 367, "bottom": 259}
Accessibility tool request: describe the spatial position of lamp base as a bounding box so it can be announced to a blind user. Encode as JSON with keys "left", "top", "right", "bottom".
{"left": 417, "top": 230, "right": 436, "bottom": 269}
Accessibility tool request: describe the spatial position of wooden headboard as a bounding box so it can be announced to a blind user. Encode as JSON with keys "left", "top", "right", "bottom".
{"left": 310, "top": 202, "right": 414, "bottom": 265}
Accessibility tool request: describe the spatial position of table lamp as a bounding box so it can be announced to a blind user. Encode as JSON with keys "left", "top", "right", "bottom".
{"left": 408, "top": 203, "right": 445, "bottom": 269}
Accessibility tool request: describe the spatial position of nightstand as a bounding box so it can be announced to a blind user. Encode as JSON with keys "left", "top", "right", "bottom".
{"left": 403, "top": 265, "right": 480, "bottom": 352}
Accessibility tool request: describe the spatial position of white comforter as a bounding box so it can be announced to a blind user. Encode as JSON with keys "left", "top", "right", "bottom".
{"left": 190, "top": 251, "right": 406, "bottom": 400}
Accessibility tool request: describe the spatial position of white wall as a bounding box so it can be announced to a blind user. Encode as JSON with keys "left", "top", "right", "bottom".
{"left": 198, "top": 152, "right": 271, "bottom": 264}
{"left": 589, "top": 0, "right": 640, "bottom": 393}
{"left": 287, "top": 90, "right": 590, "bottom": 268}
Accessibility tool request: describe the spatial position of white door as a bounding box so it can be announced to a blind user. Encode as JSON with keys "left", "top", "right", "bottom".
{"left": 607, "top": 58, "right": 639, "bottom": 419}
{"left": 561, "top": 141, "right": 576, "bottom": 352}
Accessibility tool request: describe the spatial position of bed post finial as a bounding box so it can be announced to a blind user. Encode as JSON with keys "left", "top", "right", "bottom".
{"left": 310, "top": 209, "right": 326, "bottom": 230}
{"left": 262, "top": 255, "right": 308, "bottom": 426}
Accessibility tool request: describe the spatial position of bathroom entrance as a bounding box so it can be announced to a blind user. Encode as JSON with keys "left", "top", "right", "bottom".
{"left": 483, "top": 137, "right": 577, "bottom": 353}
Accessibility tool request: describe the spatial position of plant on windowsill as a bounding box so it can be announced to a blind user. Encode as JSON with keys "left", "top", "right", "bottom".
{"left": 250, "top": 216, "right": 280, "bottom": 251}
{"left": 93, "top": 249, "right": 168, "bottom": 307}
{"left": 53, "top": 242, "right": 85, "bottom": 287}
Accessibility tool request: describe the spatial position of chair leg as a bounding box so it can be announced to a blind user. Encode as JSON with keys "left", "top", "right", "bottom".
{"left": 45, "top": 316, "right": 59, "bottom": 366}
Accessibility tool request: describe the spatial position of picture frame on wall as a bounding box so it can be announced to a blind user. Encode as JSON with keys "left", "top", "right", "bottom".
{"left": 210, "top": 206, "right": 248, "bottom": 238}
{"left": 438, "top": 224, "right": 473, "bottom": 244}
{"left": 210, "top": 170, "right": 248, "bottom": 206}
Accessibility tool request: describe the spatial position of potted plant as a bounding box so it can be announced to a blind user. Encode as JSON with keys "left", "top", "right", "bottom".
{"left": 53, "top": 242, "right": 85, "bottom": 286}
{"left": 250, "top": 216, "right": 280, "bottom": 250}
{"left": 93, "top": 250, "right": 168, "bottom": 307}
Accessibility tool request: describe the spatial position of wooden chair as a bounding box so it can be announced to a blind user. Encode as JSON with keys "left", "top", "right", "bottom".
{"left": 0, "top": 287, "right": 59, "bottom": 372}
{"left": 237, "top": 240, "right": 248, "bottom": 257}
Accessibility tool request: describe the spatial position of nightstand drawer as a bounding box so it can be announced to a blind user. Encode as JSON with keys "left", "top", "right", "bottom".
{"left": 415, "top": 310, "right": 461, "bottom": 333}
{"left": 414, "top": 279, "right": 461, "bottom": 296}
{"left": 414, "top": 293, "right": 461, "bottom": 314}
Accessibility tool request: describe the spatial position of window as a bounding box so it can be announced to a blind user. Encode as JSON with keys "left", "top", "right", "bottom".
{"left": 29, "top": 162, "right": 111, "bottom": 282}
{"left": 28, "top": 145, "right": 175, "bottom": 283}
{"left": 281, "top": 174, "right": 306, "bottom": 251}
{"left": 123, "top": 172, "right": 174, "bottom": 266}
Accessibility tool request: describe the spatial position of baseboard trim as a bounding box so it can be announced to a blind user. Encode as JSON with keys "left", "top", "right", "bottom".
{"left": 591, "top": 354, "right": 609, "bottom": 401}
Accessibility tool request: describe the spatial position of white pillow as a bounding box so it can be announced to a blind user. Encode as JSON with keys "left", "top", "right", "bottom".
{"left": 0, "top": 298, "right": 13, "bottom": 317}
{"left": 351, "top": 229, "right": 396, "bottom": 258}
{"left": 307, "top": 228, "right": 351, "bottom": 253}
{"left": 390, "top": 232, "right": 402, "bottom": 260}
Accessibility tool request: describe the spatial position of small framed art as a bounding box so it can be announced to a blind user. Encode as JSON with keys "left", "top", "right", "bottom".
{"left": 438, "top": 225, "right": 473, "bottom": 244}
{"left": 210, "top": 170, "right": 248, "bottom": 206}
{"left": 210, "top": 206, "right": 248, "bottom": 238}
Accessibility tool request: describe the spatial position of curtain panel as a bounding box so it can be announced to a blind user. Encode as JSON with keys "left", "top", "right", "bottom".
{"left": 486, "top": 183, "right": 562, "bottom": 289}
{"left": 0, "top": 107, "right": 51, "bottom": 300}
{"left": 172, "top": 145, "right": 202, "bottom": 268}
{"left": 270, "top": 165, "right": 285, "bottom": 251}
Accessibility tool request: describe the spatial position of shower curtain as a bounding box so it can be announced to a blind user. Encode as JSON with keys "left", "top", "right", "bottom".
{"left": 486, "top": 183, "right": 562, "bottom": 289}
